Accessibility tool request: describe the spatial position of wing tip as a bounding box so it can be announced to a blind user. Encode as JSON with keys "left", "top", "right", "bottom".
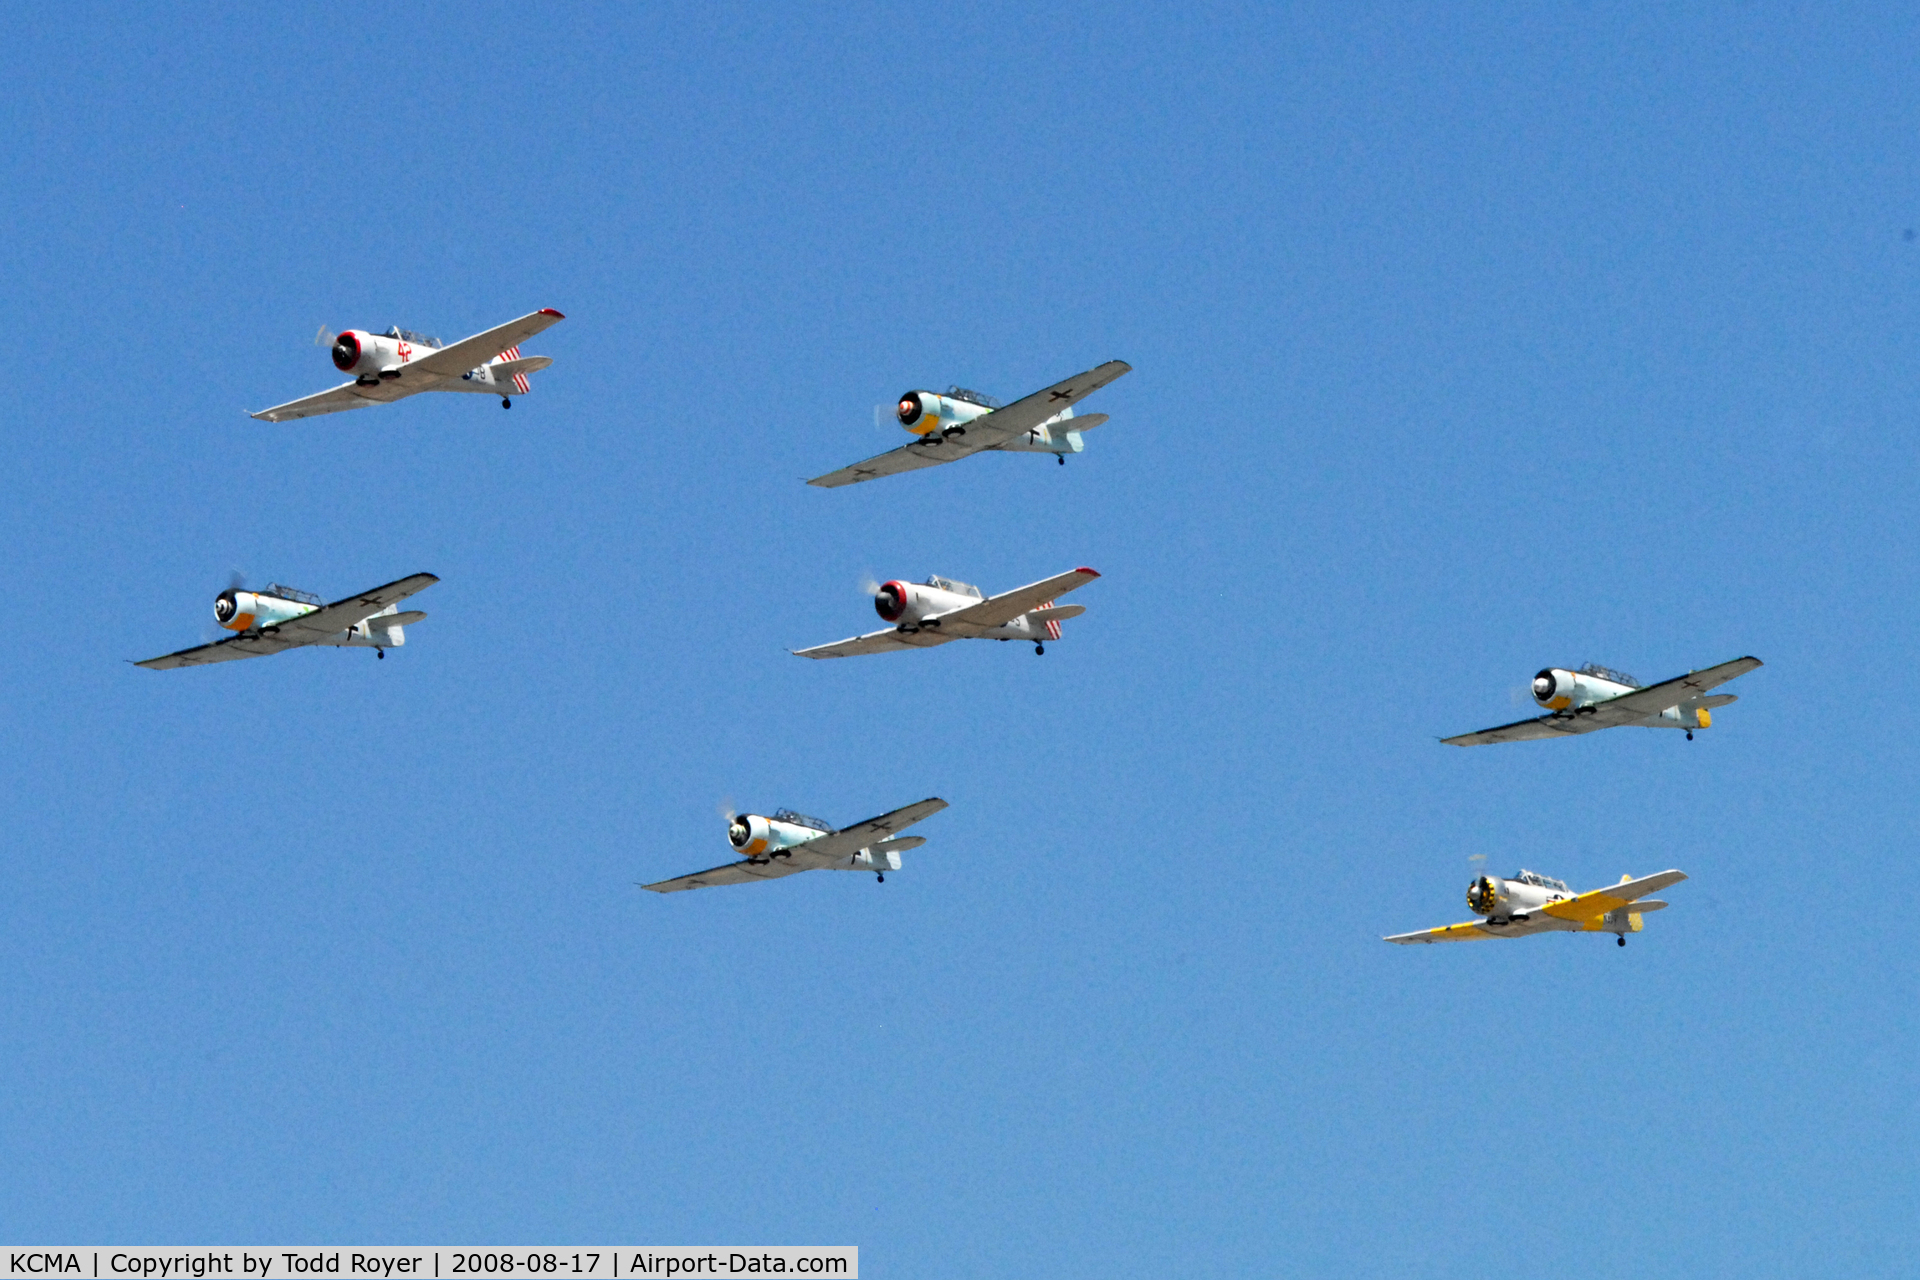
{"left": 539, "top": 308, "right": 566, "bottom": 318}
{"left": 1075, "top": 567, "right": 1101, "bottom": 578}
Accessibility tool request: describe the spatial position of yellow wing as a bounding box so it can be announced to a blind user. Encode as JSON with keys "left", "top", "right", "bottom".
{"left": 1540, "top": 870, "right": 1688, "bottom": 929}
{"left": 1384, "top": 920, "right": 1495, "bottom": 944}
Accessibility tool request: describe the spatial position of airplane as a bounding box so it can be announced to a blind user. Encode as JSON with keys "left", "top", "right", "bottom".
{"left": 135, "top": 573, "right": 438, "bottom": 669}
{"left": 250, "top": 308, "right": 565, "bottom": 421}
{"left": 642, "top": 798, "right": 948, "bottom": 892}
{"left": 1441, "top": 656, "right": 1762, "bottom": 745}
{"left": 1386, "top": 868, "right": 1688, "bottom": 947}
{"left": 807, "top": 360, "right": 1132, "bottom": 487}
{"left": 794, "top": 567, "right": 1101, "bottom": 658}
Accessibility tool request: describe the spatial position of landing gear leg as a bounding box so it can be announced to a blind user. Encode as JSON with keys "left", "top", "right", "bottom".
{"left": 1617, "top": 936, "right": 1626, "bottom": 947}
{"left": 501, "top": 397, "right": 512, "bottom": 409}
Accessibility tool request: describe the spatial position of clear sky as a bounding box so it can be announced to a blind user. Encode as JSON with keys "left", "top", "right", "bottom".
{"left": 2, "top": 3, "right": 1915, "bottom": 1274}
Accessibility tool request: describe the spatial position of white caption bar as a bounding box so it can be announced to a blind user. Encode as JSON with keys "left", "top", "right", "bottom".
{"left": 0, "top": 1252, "right": 854, "bottom": 1280}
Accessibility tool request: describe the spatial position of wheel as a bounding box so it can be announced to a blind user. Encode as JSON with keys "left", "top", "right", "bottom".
{"left": 876, "top": 873, "right": 885, "bottom": 883}
{"left": 1056, "top": 455, "right": 1066, "bottom": 466}
{"left": 1686, "top": 731, "right": 1694, "bottom": 740}
{"left": 501, "top": 397, "right": 512, "bottom": 409}
{"left": 1616, "top": 936, "right": 1626, "bottom": 947}
{"left": 1035, "top": 643, "right": 1045, "bottom": 655}
{"left": 376, "top": 649, "right": 384, "bottom": 660}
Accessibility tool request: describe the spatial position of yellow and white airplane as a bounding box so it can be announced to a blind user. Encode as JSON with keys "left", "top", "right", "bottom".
{"left": 136, "top": 573, "right": 438, "bottom": 669}
{"left": 807, "top": 360, "right": 1131, "bottom": 487}
{"left": 794, "top": 567, "right": 1100, "bottom": 658}
{"left": 643, "top": 798, "right": 948, "bottom": 892}
{"left": 1442, "top": 656, "right": 1762, "bottom": 745}
{"left": 1387, "top": 868, "right": 1688, "bottom": 947}
{"left": 251, "top": 308, "right": 565, "bottom": 421}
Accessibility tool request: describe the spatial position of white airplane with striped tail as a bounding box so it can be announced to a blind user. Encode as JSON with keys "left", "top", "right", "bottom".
{"left": 1441, "top": 656, "right": 1763, "bottom": 745}
{"left": 251, "top": 308, "right": 565, "bottom": 421}
{"left": 1386, "top": 868, "right": 1688, "bottom": 947}
{"left": 135, "top": 573, "right": 438, "bottom": 669}
{"left": 643, "top": 798, "right": 949, "bottom": 892}
{"left": 807, "top": 360, "right": 1131, "bottom": 487}
{"left": 794, "top": 567, "right": 1101, "bottom": 658}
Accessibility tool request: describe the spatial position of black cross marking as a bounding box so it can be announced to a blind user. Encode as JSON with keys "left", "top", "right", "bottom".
{"left": 1048, "top": 389, "right": 1075, "bottom": 402}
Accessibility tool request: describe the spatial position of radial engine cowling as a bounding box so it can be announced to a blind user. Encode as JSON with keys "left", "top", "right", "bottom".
{"left": 729, "top": 813, "right": 771, "bottom": 856}
{"left": 214, "top": 589, "right": 317, "bottom": 632}
{"left": 874, "top": 579, "right": 925, "bottom": 624}
{"left": 1467, "top": 874, "right": 1510, "bottom": 917}
{"left": 1532, "top": 667, "right": 1583, "bottom": 710}
{"left": 896, "top": 391, "right": 994, "bottom": 437}
{"left": 331, "top": 329, "right": 398, "bottom": 375}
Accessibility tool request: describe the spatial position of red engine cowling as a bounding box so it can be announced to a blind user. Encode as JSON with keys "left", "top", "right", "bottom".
{"left": 332, "top": 330, "right": 368, "bottom": 372}
{"left": 331, "top": 330, "right": 400, "bottom": 376}
{"left": 879, "top": 579, "right": 929, "bottom": 625}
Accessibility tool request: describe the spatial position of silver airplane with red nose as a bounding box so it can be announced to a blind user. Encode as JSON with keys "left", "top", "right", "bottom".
{"left": 807, "top": 360, "right": 1131, "bottom": 487}
{"left": 135, "top": 573, "right": 438, "bottom": 670}
{"left": 1441, "top": 656, "right": 1763, "bottom": 745}
{"left": 794, "top": 567, "right": 1101, "bottom": 658}
{"left": 250, "top": 308, "right": 565, "bottom": 421}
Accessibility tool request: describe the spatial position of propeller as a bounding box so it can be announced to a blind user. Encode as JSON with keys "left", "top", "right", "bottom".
{"left": 313, "top": 325, "right": 336, "bottom": 347}
{"left": 859, "top": 572, "right": 881, "bottom": 597}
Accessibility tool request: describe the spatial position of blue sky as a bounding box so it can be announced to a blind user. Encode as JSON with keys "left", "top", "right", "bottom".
{"left": 2, "top": 2, "right": 1916, "bottom": 1273}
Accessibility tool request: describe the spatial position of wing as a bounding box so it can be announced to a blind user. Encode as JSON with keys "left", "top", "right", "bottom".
{"left": 1540, "top": 870, "right": 1688, "bottom": 925}
{"left": 806, "top": 437, "right": 961, "bottom": 488}
{"left": 270, "top": 573, "right": 440, "bottom": 644}
{"left": 250, "top": 383, "right": 381, "bottom": 423}
{"left": 642, "top": 857, "right": 809, "bottom": 893}
{"left": 404, "top": 309, "right": 567, "bottom": 378}
{"left": 789, "top": 797, "right": 949, "bottom": 863}
{"left": 806, "top": 360, "right": 1131, "bottom": 488}
{"left": 135, "top": 632, "right": 299, "bottom": 670}
{"left": 793, "top": 627, "right": 954, "bottom": 658}
{"left": 1385, "top": 920, "right": 1497, "bottom": 944}
{"left": 1591, "top": 657, "right": 1763, "bottom": 718}
{"left": 1442, "top": 713, "right": 1611, "bottom": 746}
{"left": 964, "top": 360, "right": 1133, "bottom": 448}
{"left": 930, "top": 567, "right": 1101, "bottom": 632}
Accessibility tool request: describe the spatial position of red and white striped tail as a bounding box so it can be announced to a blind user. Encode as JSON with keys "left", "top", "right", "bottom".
{"left": 1040, "top": 601, "right": 1062, "bottom": 641}
{"left": 495, "top": 345, "right": 531, "bottom": 395}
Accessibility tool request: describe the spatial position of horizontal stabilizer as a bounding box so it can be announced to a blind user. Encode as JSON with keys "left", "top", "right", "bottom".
{"left": 870, "top": 835, "right": 925, "bottom": 853}
{"left": 1061, "top": 412, "right": 1107, "bottom": 432}
{"left": 491, "top": 356, "right": 552, "bottom": 377}
{"left": 1026, "top": 604, "right": 1085, "bottom": 623}
{"left": 378, "top": 610, "right": 426, "bottom": 627}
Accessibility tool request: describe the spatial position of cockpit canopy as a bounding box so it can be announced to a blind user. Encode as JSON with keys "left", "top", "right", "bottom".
{"left": 1577, "top": 663, "right": 1641, "bottom": 688}
{"left": 382, "top": 327, "right": 443, "bottom": 348}
{"left": 944, "top": 386, "right": 1001, "bottom": 409}
{"left": 772, "top": 809, "right": 832, "bottom": 832}
{"left": 1511, "top": 869, "right": 1570, "bottom": 892}
{"left": 925, "top": 575, "right": 983, "bottom": 598}
{"left": 262, "top": 583, "right": 324, "bottom": 606}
